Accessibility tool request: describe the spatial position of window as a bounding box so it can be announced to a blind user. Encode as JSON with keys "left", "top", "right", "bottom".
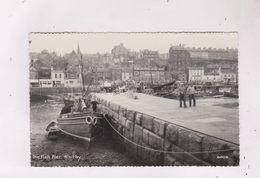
{"left": 70, "top": 81, "right": 73, "bottom": 83}
{"left": 59, "top": 74, "right": 61, "bottom": 78}
{"left": 48, "top": 81, "right": 51, "bottom": 85}
{"left": 71, "top": 74, "right": 74, "bottom": 78}
{"left": 55, "top": 74, "right": 57, "bottom": 78}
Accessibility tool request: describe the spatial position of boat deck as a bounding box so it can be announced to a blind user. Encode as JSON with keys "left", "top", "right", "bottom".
{"left": 95, "top": 93, "right": 239, "bottom": 144}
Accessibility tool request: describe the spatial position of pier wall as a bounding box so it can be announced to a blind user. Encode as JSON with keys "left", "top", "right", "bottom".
{"left": 91, "top": 94, "right": 239, "bottom": 166}
{"left": 30, "top": 87, "right": 100, "bottom": 96}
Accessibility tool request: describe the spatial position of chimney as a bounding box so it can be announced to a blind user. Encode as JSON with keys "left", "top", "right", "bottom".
{"left": 30, "top": 59, "right": 33, "bottom": 67}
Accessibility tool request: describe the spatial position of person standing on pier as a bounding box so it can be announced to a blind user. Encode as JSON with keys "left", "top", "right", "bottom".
{"left": 179, "top": 83, "right": 187, "bottom": 108}
{"left": 187, "top": 82, "right": 196, "bottom": 107}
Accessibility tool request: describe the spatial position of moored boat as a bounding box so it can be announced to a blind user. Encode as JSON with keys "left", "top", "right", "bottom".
{"left": 46, "top": 98, "right": 103, "bottom": 149}
{"left": 46, "top": 53, "right": 103, "bottom": 148}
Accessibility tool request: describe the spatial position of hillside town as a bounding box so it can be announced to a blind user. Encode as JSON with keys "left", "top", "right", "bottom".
{"left": 30, "top": 41, "right": 239, "bottom": 167}
{"left": 29, "top": 43, "right": 238, "bottom": 89}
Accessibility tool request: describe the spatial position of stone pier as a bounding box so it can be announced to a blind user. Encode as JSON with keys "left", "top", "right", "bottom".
{"left": 91, "top": 93, "right": 239, "bottom": 166}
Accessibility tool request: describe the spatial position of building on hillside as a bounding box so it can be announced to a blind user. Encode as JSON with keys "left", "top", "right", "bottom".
{"left": 82, "top": 54, "right": 100, "bottom": 64}
{"left": 203, "top": 72, "right": 221, "bottom": 83}
{"left": 111, "top": 43, "right": 129, "bottom": 56}
{"left": 188, "top": 66, "right": 204, "bottom": 83}
{"left": 119, "top": 55, "right": 128, "bottom": 63}
{"left": 29, "top": 52, "right": 39, "bottom": 62}
{"left": 206, "top": 64, "right": 231, "bottom": 73}
{"left": 165, "top": 71, "right": 187, "bottom": 82}
{"left": 30, "top": 66, "right": 38, "bottom": 79}
{"left": 38, "top": 66, "right": 51, "bottom": 79}
{"left": 227, "top": 48, "right": 238, "bottom": 60}
{"left": 111, "top": 66, "right": 122, "bottom": 81}
{"left": 133, "top": 67, "right": 165, "bottom": 83}
{"left": 128, "top": 51, "right": 141, "bottom": 60}
{"left": 187, "top": 47, "right": 232, "bottom": 60}
{"left": 186, "top": 47, "right": 209, "bottom": 60}
{"left": 64, "top": 44, "right": 82, "bottom": 67}
{"left": 208, "top": 48, "right": 229, "bottom": 60}
{"left": 105, "top": 69, "right": 112, "bottom": 81}
{"left": 140, "top": 50, "right": 159, "bottom": 61}
{"left": 29, "top": 66, "right": 39, "bottom": 87}
{"left": 134, "top": 58, "right": 149, "bottom": 67}
{"left": 64, "top": 66, "right": 82, "bottom": 88}
{"left": 39, "top": 79, "right": 53, "bottom": 88}
{"left": 151, "top": 60, "right": 168, "bottom": 68}
{"left": 113, "top": 57, "right": 120, "bottom": 65}
{"left": 219, "top": 69, "right": 237, "bottom": 84}
{"left": 65, "top": 50, "right": 79, "bottom": 66}
{"left": 38, "top": 66, "right": 52, "bottom": 87}
{"left": 159, "top": 53, "right": 169, "bottom": 60}
{"left": 122, "top": 67, "right": 133, "bottom": 81}
{"left": 51, "top": 67, "right": 65, "bottom": 87}
{"left": 169, "top": 45, "right": 190, "bottom": 71}
{"left": 96, "top": 67, "right": 107, "bottom": 81}
{"left": 104, "top": 53, "right": 114, "bottom": 64}
{"left": 99, "top": 56, "right": 107, "bottom": 65}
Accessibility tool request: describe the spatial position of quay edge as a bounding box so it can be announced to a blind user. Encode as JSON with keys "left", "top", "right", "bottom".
{"left": 91, "top": 93, "right": 239, "bottom": 166}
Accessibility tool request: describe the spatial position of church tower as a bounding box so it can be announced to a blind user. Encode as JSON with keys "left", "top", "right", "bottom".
{"left": 77, "top": 42, "right": 81, "bottom": 55}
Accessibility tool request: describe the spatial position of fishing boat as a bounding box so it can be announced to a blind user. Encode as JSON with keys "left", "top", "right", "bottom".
{"left": 46, "top": 108, "right": 103, "bottom": 148}
{"left": 46, "top": 54, "right": 103, "bottom": 148}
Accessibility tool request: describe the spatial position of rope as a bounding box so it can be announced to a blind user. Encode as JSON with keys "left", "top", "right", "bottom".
{"left": 103, "top": 114, "right": 239, "bottom": 154}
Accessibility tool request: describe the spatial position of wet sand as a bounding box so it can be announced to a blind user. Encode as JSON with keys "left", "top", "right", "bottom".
{"left": 30, "top": 101, "right": 141, "bottom": 167}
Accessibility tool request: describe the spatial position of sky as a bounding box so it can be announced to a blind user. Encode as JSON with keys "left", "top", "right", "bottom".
{"left": 29, "top": 32, "right": 238, "bottom": 55}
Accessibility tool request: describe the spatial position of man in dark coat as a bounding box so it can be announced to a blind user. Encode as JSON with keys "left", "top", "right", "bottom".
{"left": 179, "top": 83, "right": 187, "bottom": 108}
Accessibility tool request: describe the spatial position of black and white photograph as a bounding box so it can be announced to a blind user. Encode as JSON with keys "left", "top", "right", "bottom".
{"left": 29, "top": 32, "right": 239, "bottom": 167}
{"left": 2, "top": 0, "right": 260, "bottom": 177}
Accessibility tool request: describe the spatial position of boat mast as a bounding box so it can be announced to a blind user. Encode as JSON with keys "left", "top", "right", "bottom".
{"left": 77, "top": 43, "right": 85, "bottom": 96}
{"left": 80, "top": 54, "right": 85, "bottom": 94}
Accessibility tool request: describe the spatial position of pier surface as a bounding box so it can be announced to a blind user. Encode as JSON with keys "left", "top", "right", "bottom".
{"left": 95, "top": 93, "right": 239, "bottom": 144}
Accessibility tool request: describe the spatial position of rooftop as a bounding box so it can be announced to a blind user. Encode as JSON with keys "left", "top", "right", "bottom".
{"left": 170, "top": 45, "right": 187, "bottom": 50}
{"left": 188, "top": 66, "right": 204, "bottom": 70}
{"left": 207, "top": 64, "right": 231, "bottom": 69}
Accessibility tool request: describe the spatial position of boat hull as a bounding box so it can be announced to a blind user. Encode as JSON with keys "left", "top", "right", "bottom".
{"left": 47, "top": 112, "right": 104, "bottom": 148}
{"left": 224, "top": 92, "right": 239, "bottom": 98}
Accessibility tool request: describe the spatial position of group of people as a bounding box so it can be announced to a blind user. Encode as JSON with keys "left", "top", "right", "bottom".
{"left": 178, "top": 82, "right": 196, "bottom": 108}
{"left": 60, "top": 95, "right": 99, "bottom": 114}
